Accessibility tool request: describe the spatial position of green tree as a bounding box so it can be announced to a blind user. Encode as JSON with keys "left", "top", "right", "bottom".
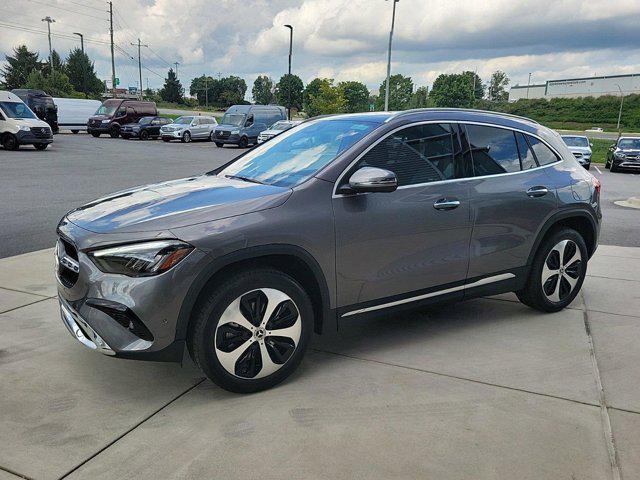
{"left": 189, "top": 75, "right": 214, "bottom": 106}
{"left": 218, "top": 76, "right": 247, "bottom": 107}
{"left": 338, "top": 81, "right": 369, "bottom": 113}
{"left": 430, "top": 73, "right": 475, "bottom": 108}
{"left": 65, "top": 48, "right": 104, "bottom": 96}
{"left": 303, "top": 78, "right": 325, "bottom": 113}
{"left": 305, "top": 78, "right": 345, "bottom": 117}
{"left": 375, "top": 74, "right": 414, "bottom": 110}
{"left": 276, "top": 73, "right": 303, "bottom": 111}
{"left": 461, "top": 71, "right": 485, "bottom": 100}
{"left": 159, "top": 68, "right": 184, "bottom": 103}
{"left": 252, "top": 75, "right": 275, "bottom": 104}
{"left": 1, "top": 45, "right": 43, "bottom": 90}
{"left": 487, "top": 70, "right": 510, "bottom": 102}
{"left": 410, "top": 86, "right": 430, "bottom": 108}
{"left": 24, "top": 69, "right": 75, "bottom": 96}
{"left": 42, "top": 50, "right": 65, "bottom": 75}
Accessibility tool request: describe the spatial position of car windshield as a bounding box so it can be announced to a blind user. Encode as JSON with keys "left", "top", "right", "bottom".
{"left": 221, "top": 113, "right": 246, "bottom": 126}
{"left": 562, "top": 136, "right": 589, "bottom": 147}
{"left": 270, "top": 121, "right": 291, "bottom": 131}
{"left": 0, "top": 101, "right": 37, "bottom": 119}
{"left": 95, "top": 104, "right": 118, "bottom": 116}
{"left": 138, "top": 117, "right": 153, "bottom": 125}
{"left": 618, "top": 138, "right": 640, "bottom": 149}
{"left": 174, "top": 116, "right": 193, "bottom": 125}
{"left": 219, "top": 118, "right": 378, "bottom": 187}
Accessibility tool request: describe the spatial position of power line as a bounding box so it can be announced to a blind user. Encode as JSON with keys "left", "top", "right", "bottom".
{"left": 58, "top": 0, "right": 106, "bottom": 12}
{"left": 0, "top": 21, "right": 111, "bottom": 46}
{"left": 146, "top": 45, "right": 173, "bottom": 69}
{"left": 24, "top": 0, "right": 108, "bottom": 21}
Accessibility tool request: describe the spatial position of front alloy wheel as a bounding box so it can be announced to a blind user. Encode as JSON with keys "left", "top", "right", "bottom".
{"left": 215, "top": 289, "right": 302, "bottom": 379}
{"left": 541, "top": 239, "right": 582, "bottom": 303}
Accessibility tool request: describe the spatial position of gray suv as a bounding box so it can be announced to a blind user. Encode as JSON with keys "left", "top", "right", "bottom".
{"left": 56, "top": 109, "right": 601, "bottom": 393}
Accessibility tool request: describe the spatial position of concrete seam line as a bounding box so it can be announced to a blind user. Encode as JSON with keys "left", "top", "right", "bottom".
{"left": 0, "top": 297, "right": 53, "bottom": 315}
{"left": 56, "top": 378, "right": 206, "bottom": 480}
{"left": 0, "top": 285, "right": 52, "bottom": 298}
{"left": 311, "top": 348, "right": 601, "bottom": 409}
{"left": 580, "top": 290, "right": 622, "bottom": 480}
{"left": 0, "top": 465, "right": 34, "bottom": 480}
{"left": 609, "top": 406, "right": 640, "bottom": 416}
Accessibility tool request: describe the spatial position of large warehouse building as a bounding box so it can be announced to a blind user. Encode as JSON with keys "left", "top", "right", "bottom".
{"left": 509, "top": 73, "right": 640, "bottom": 101}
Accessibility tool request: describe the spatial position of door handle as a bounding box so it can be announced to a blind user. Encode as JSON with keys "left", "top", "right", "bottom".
{"left": 433, "top": 198, "right": 461, "bottom": 210}
{"left": 526, "top": 186, "right": 549, "bottom": 198}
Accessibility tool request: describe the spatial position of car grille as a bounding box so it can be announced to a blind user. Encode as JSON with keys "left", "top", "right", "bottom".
{"left": 89, "top": 119, "right": 101, "bottom": 127}
{"left": 216, "top": 130, "right": 230, "bottom": 138}
{"left": 56, "top": 237, "right": 80, "bottom": 288}
{"left": 30, "top": 127, "right": 52, "bottom": 138}
{"left": 572, "top": 152, "right": 583, "bottom": 158}
{"left": 625, "top": 154, "right": 639, "bottom": 160}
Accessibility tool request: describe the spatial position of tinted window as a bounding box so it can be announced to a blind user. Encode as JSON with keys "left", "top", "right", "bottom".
{"left": 527, "top": 136, "right": 559, "bottom": 165}
{"left": 357, "top": 123, "right": 465, "bottom": 186}
{"left": 466, "top": 125, "right": 521, "bottom": 175}
{"left": 516, "top": 133, "right": 538, "bottom": 170}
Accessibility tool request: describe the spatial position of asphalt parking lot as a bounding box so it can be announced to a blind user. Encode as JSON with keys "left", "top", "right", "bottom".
{"left": 1, "top": 132, "right": 639, "bottom": 479}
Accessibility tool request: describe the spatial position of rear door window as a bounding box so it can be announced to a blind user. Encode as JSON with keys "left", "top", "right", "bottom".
{"left": 466, "top": 124, "right": 521, "bottom": 175}
{"left": 527, "top": 136, "right": 560, "bottom": 165}
{"left": 516, "top": 133, "right": 538, "bottom": 170}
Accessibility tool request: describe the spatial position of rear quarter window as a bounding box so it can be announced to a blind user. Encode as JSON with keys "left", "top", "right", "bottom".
{"left": 465, "top": 124, "right": 521, "bottom": 175}
{"left": 527, "top": 136, "right": 560, "bottom": 165}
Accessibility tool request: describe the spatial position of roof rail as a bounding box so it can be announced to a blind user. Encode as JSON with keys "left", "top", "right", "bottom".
{"left": 384, "top": 108, "right": 539, "bottom": 125}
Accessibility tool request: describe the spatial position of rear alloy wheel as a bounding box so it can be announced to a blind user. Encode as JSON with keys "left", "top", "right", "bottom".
{"left": 71, "top": 130, "right": 79, "bottom": 134}
{"left": 2, "top": 134, "right": 19, "bottom": 150}
{"left": 190, "top": 269, "right": 312, "bottom": 393}
{"left": 182, "top": 131, "right": 191, "bottom": 143}
{"left": 139, "top": 130, "right": 149, "bottom": 140}
{"left": 516, "top": 228, "right": 587, "bottom": 312}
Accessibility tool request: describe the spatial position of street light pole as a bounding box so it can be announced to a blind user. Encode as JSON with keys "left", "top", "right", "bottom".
{"left": 284, "top": 24, "right": 293, "bottom": 120}
{"left": 526, "top": 72, "right": 532, "bottom": 99}
{"left": 41, "top": 16, "right": 55, "bottom": 71}
{"left": 174, "top": 62, "right": 180, "bottom": 79}
{"left": 615, "top": 84, "right": 624, "bottom": 134}
{"left": 73, "top": 32, "right": 84, "bottom": 53}
{"left": 384, "top": 0, "right": 399, "bottom": 111}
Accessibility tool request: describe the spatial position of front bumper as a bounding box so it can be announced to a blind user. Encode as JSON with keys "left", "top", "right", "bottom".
{"left": 160, "top": 130, "right": 184, "bottom": 139}
{"left": 121, "top": 129, "right": 140, "bottom": 138}
{"left": 16, "top": 130, "right": 53, "bottom": 145}
{"left": 87, "top": 123, "right": 112, "bottom": 134}
{"left": 213, "top": 131, "right": 240, "bottom": 144}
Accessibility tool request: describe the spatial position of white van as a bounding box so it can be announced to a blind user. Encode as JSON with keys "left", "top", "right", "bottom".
{"left": 0, "top": 91, "right": 53, "bottom": 150}
{"left": 54, "top": 97, "right": 102, "bottom": 133}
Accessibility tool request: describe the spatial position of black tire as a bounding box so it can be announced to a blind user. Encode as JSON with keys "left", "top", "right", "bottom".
{"left": 610, "top": 161, "right": 619, "bottom": 173}
{"left": 91, "top": 132, "right": 101, "bottom": 138}
{"left": 181, "top": 131, "right": 191, "bottom": 143}
{"left": 140, "top": 130, "right": 149, "bottom": 140}
{"left": 34, "top": 143, "right": 48, "bottom": 150}
{"left": 215, "top": 142, "right": 224, "bottom": 148}
{"left": 604, "top": 158, "right": 610, "bottom": 169}
{"left": 585, "top": 164, "right": 590, "bottom": 170}
{"left": 2, "top": 134, "right": 19, "bottom": 151}
{"left": 71, "top": 130, "right": 79, "bottom": 134}
{"left": 238, "top": 136, "right": 248, "bottom": 148}
{"left": 189, "top": 268, "right": 313, "bottom": 393}
{"left": 209, "top": 131, "right": 215, "bottom": 142}
{"left": 109, "top": 126, "right": 120, "bottom": 138}
{"left": 162, "top": 138, "right": 171, "bottom": 142}
{"left": 516, "top": 228, "right": 588, "bottom": 313}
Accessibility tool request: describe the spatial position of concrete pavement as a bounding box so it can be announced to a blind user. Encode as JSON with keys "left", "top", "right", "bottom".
{"left": 1, "top": 245, "right": 639, "bottom": 479}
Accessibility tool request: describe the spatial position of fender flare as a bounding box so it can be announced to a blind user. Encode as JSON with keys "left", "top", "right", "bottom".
{"left": 526, "top": 207, "right": 598, "bottom": 266}
{"left": 174, "top": 244, "right": 333, "bottom": 341}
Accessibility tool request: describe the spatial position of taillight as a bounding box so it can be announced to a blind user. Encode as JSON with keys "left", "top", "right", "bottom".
{"left": 592, "top": 175, "right": 601, "bottom": 195}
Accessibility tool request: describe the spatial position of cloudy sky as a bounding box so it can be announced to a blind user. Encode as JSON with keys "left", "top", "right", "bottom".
{"left": 2, "top": 0, "right": 640, "bottom": 97}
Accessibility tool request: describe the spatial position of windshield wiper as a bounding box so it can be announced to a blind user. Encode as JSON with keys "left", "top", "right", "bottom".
{"left": 225, "top": 175, "right": 264, "bottom": 185}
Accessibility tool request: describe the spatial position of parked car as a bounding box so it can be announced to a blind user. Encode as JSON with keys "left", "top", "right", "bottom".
{"left": 561, "top": 135, "right": 592, "bottom": 169}
{"left": 0, "top": 90, "right": 53, "bottom": 150}
{"left": 214, "top": 105, "right": 286, "bottom": 147}
{"left": 585, "top": 127, "right": 604, "bottom": 133}
{"left": 87, "top": 99, "right": 157, "bottom": 138}
{"left": 605, "top": 137, "right": 640, "bottom": 172}
{"left": 121, "top": 116, "right": 173, "bottom": 140}
{"left": 56, "top": 109, "right": 601, "bottom": 393}
{"left": 257, "top": 120, "right": 301, "bottom": 143}
{"left": 159, "top": 115, "right": 218, "bottom": 142}
{"left": 53, "top": 97, "right": 102, "bottom": 133}
{"left": 12, "top": 89, "right": 58, "bottom": 133}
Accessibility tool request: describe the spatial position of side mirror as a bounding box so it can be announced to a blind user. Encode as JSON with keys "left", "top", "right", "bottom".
{"left": 344, "top": 167, "right": 398, "bottom": 194}
{"left": 589, "top": 142, "right": 593, "bottom": 147}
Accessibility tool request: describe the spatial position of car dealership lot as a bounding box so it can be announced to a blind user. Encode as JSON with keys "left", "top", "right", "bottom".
{"left": 1, "top": 244, "right": 639, "bottom": 479}
{"left": 1, "top": 132, "right": 639, "bottom": 479}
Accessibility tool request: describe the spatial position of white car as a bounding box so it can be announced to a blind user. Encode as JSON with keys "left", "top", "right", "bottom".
{"left": 561, "top": 135, "right": 592, "bottom": 169}
{"left": 0, "top": 90, "right": 53, "bottom": 150}
{"left": 585, "top": 126, "right": 604, "bottom": 133}
{"left": 160, "top": 115, "right": 218, "bottom": 143}
{"left": 257, "top": 120, "right": 301, "bottom": 143}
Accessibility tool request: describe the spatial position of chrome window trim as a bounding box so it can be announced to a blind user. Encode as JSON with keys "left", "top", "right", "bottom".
{"left": 341, "top": 272, "right": 515, "bottom": 318}
{"left": 332, "top": 120, "right": 563, "bottom": 198}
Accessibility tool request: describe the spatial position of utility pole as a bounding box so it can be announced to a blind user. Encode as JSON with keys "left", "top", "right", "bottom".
{"left": 174, "top": 62, "right": 180, "bottom": 78}
{"left": 384, "top": 0, "right": 399, "bottom": 111}
{"left": 131, "top": 38, "right": 148, "bottom": 100}
{"left": 41, "top": 17, "right": 55, "bottom": 70}
{"left": 108, "top": 1, "right": 116, "bottom": 98}
{"left": 205, "top": 76, "right": 208, "bottom": 108}
{"left": 284, "top": 24, "right": 293, "bottom": 120}
{"left": 615, "top": 84, "right": 624, "bottom": 134}
{"left": 73, "top": 32, "right": 86, "bottom": 96}
{"left": 526, "top": 72, "right": 532, "bottom": 99}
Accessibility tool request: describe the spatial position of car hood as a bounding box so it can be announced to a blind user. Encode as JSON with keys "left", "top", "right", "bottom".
{"left": 122, "top": 122, "right": 141, "bottom": 128}
{"left": 216, "top": 124, "right": 241, "bottom": 132}
{"left": 89, "top": 114, "right": 110, "bottom": 121}
{"left": 14, "top": 118, "right": 50, "bottom": 129}
{"left": 567, "top": 146, "right": 591, "bottom": 154}
{"left": 260, "top": 129, "right": 280, "bottom": 136}
{"left": 617, "top": 148, "right": 640, "bottom": 154}
{"left": 66, "top": 174, "right": 292, "bottom": 234}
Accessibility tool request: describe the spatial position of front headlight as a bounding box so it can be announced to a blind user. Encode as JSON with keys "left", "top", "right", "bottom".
{"left": 18, "top": 125, "right": 31, "bottom": 131}
{"left": 615, "top": 152, "right": 626, "bottom": 158}
{"left": 231, "top": 130, "right": 240, "bottom": 135}
{"left": 101, "top": 119, "right": 110, "bottom": 124}
{"left": 88, "top": 240, "right": 193, "bottom": 277}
